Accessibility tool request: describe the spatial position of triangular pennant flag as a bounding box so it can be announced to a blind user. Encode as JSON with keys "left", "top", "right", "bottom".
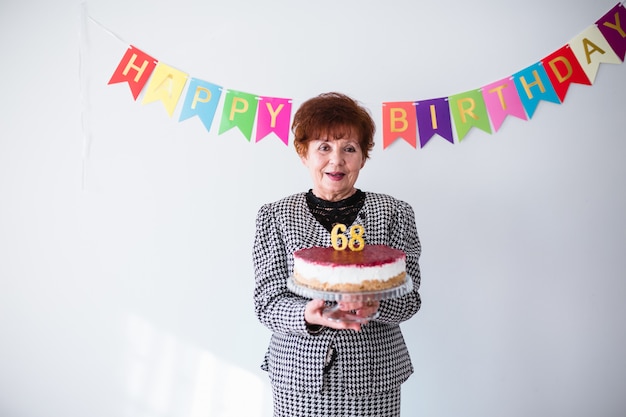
{"left": 569, "top": 24, "right": 622, "bottom": 83}
{"left": 482, "top": 77, "right": 528, "bottom": 132}
{"left": 179, "top": 78, "right": 223, "bottom": 132}
{"left": 596, "top": 3, "right": 626, "bottom": 61}
{"left": 255, "top": 96, "right": 292, "bottom": 145}
{"left": 449, "top": 89, "right": 492, "bottom": 141}
{"left": 513, "top": 62, "right": 561, "bottom": 119}
{"left": 541, "top": 45, "right": 591, "bottom": 102}
{"left": 415, "top": 98, "right": 454, "bottom": 147}
{"left": 381, "top": 102, "right": 417, "bottom": 149}
{"left": 108, "top": 45, "right": 157, "bottom": 100}
{"left": 218, "top": 90, "right": 259, "bottom": 141}
{"left": 141, "top": 62, "right": 188, "bottom": 117}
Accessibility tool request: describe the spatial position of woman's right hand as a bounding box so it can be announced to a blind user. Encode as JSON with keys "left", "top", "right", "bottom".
{"left": 304, "top": 299, "right": 364, "bottom": 332}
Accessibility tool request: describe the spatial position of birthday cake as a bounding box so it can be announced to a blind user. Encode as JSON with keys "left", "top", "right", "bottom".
{"left": 292, "top": 244, "right": 407, "bottom": 292}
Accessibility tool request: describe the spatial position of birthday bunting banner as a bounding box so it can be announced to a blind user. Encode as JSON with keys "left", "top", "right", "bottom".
{"left": 108, "top": 48, "right": 291, "bottom": 145}
{"left": 107, "top": 3, "right": 626, "bottom": 149}
{"left": 382, "top": 3, "right": 626, "bottom": 148}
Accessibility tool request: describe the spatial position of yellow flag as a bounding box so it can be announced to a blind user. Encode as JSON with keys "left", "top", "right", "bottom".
{"left": 141, "top": 62, "right": 188, "bottom": 117}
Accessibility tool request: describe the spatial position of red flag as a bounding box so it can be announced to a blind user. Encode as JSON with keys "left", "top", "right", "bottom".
{"left": 541, "top": 45, "right": 591, "bottom": 102}
{"left": 108, "top": 46, "right": 158, "bottom": 100}
{"left": 381, "top": 102, "right": 417, "bottom": 149}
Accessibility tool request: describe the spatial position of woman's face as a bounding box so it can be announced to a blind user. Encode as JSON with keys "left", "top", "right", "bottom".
{"left": 300, "top": 133, "right": 366, "bottom": 202}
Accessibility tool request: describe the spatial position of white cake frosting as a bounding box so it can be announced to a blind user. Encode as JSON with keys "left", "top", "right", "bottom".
{"left": 293, "top": 258, "right": 405, "bottom": 286}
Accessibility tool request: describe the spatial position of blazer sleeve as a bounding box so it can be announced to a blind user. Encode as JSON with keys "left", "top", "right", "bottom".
{"left": 376, "top": 199, "right": 422, "bottom": 323}
{"left": 252, "top": 203, "right": 312, "bottom": 336}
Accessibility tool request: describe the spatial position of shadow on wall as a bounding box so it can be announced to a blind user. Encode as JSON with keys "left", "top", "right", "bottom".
{"left": 124, "top": 314, "right": 271, "bottom": 417}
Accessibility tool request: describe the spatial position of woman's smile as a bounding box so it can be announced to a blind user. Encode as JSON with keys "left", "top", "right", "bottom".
{"left": 326, "top": 171, "right": 346, "bottom": 181}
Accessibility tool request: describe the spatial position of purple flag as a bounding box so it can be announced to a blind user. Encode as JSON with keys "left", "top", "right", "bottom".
{"left": 596, "top": 3, "right": 626, "bottom": 61}
{"left": 415, "top": 98, "right": 454, "bottom": 147}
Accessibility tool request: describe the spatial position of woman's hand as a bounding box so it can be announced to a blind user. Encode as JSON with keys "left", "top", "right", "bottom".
{"left": 339, "top": 298, "right": 380, "bottom": 320}
{"left": 304, "top": 299, "right": 380, "bottom": 332}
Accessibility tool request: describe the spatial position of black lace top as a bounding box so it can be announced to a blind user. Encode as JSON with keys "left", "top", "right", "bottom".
{"left": 305, "top": 189, "right": 366, "bottom": 232}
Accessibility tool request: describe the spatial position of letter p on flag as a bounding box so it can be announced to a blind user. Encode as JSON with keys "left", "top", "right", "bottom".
{"left": 108, "top": 46, "right": 157, "bottom": 100}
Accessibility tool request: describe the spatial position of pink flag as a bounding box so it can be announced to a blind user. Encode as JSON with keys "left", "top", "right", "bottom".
{"left": 482, "top": 77, "right": 528, "bottom": 132}
{"left": 255, "top": 97, "right": 292, "bottom": 145}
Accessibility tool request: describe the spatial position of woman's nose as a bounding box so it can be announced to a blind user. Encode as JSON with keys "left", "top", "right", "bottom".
{"left": 329, "top": 148, "right": 344, "bottom": 165}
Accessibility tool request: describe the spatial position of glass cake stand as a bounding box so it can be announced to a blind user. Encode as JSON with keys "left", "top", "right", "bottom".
{"left": 287, "top": 275, "right": 414, "bottom": 323}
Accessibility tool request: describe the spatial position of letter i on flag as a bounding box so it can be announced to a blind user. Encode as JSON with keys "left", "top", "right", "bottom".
{"left": 108, "top": 45, "right": 157, "bottom": 100}
{"left": 255, "top": 97, "right": 292, "bottom": 145}
{"left": 415, "top": 98, "right": 454, "bottom": 147}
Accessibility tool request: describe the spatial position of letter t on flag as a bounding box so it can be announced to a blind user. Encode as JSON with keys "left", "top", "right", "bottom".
{"left": 482, "top": 77, "right": 527, "bottom": 132}
{"left": 108, "top": 45, "right": 157, "bottom": 100}
{"left": 381, "top": 102, "right": 417, "bottom": 149}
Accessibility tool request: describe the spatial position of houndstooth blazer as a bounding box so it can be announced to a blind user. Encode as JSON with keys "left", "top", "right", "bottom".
{"left": 253, "top": 191, "right": 421, "bottom": 395}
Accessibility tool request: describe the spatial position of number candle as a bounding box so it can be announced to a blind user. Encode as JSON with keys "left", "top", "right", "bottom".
{"left": 331, "top": 223, "right": 365, "bottom": 252}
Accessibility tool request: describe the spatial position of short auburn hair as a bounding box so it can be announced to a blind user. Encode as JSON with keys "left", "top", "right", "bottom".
{"left": 292, "top": 92, "right": 375, "bottom": 159}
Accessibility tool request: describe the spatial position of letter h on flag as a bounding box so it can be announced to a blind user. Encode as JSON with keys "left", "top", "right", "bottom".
{"left": 108, "top": 46, "right": 157, "bottom": 100}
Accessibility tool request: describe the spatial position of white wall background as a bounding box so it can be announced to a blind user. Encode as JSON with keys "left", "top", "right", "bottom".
{"left": 2, "top": 1, "right": 625, "bottom": 416}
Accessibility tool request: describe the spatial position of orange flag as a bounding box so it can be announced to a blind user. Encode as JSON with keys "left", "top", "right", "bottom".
{"left": 382, "top": 102, "right": 417, "bottom": 149}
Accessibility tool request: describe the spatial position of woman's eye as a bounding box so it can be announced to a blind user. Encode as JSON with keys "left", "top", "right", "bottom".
{"left": 345, "top": 146, "right": 356, "bottom": 152}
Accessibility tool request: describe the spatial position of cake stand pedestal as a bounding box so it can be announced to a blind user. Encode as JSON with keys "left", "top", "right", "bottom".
{"left": 287, "top": 275, "right": 414, "bottom": 323}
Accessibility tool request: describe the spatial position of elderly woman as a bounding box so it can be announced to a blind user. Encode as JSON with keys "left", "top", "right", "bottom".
{"left": 253, "top": 92, "right": 421, "bottom": 417}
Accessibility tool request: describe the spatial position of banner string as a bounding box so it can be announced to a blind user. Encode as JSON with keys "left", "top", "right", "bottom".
{"left": 86, "top": 11, "right": 129, "bottom": 47}
{"left": 79, "top": 2, "right": 92, "bottom": 191}
{"left": 79, "top": 10, "right": 382, "bottom": 109}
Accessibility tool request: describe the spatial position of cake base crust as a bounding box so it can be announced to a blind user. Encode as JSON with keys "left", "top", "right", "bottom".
{"left": 293, "top": 271, "right": 407, "bottom": 293}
